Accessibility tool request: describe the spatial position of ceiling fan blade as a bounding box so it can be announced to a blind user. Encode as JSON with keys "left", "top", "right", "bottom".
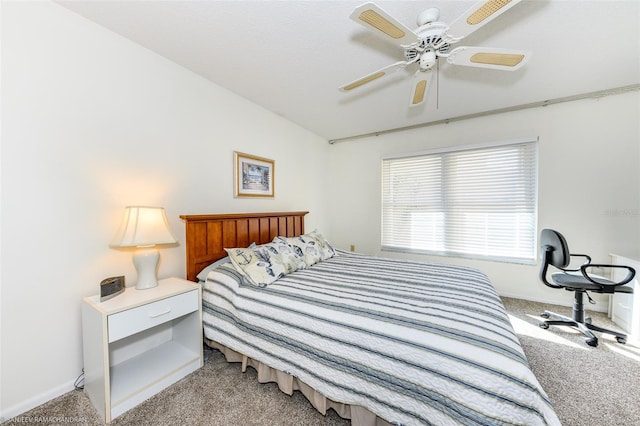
{"left": 446, "top": 46, "right": 529, "bottom": 70}
{"left": 445, "top": 0, "right": 524, "bottom": 41}
{"left": 409, "top": 70, "right": 432, "bottom": 107}
{"left": 350, "top": 2, "right": 419, "bottom": 46}
{"left": 340, "top": 61, "right": 408, "bottom": 92}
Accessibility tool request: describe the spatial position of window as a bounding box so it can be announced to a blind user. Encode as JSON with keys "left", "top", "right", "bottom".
{"left": 382, "top": 138, "right": 537, "bottom": 264}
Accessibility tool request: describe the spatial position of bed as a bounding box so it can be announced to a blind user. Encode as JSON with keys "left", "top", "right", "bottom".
{"left": 180, "top": 211, "right": 560, "bottom": 426}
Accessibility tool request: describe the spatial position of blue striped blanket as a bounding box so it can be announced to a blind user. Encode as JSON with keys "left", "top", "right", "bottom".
{"left": 202, "top": 251, "right": 560, "bottom": 425}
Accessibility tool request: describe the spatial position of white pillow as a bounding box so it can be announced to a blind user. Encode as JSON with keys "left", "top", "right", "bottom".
{"left": 196, "top": 257, "right": 231, "bottom": 282}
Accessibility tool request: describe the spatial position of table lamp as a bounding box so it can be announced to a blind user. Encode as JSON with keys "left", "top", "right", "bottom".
{"left": 110, "top": 206, "right": 177, "bottom": 290}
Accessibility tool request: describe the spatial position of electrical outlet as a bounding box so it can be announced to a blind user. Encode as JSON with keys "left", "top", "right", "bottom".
{"left": 350, "top": 244, "right": 355, "bottom": 252}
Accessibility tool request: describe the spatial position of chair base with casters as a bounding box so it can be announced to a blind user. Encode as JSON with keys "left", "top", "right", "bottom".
{"left": 538, "top": 288, "right": 632, "bottom": 347}
{"left": 538, "top": 229, "right": 636, "bottom": 348}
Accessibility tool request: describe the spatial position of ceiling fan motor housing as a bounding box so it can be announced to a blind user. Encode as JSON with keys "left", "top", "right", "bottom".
{"left": 417, "top": 7, "right": 440, "bottom": 26}
{"left": 405, "top": 22, "right": 451, "bottom": 68}
{"left": 416, "top": 23, "right": 451, "bottom": 53}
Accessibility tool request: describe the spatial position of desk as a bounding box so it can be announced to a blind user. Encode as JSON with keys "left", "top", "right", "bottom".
{"left": 609, "top": 254, "right": 640, "bottom": 344}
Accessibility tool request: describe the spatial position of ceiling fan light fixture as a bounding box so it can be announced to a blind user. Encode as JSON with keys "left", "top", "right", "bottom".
{"left": 467, "top": 0, "right": 513, "bottom": 25}
{"left": 419, "top": 50, "right": 437, "bottom": 71}
{"left": 359, "top": 10, "right": 406, "bottom": 39}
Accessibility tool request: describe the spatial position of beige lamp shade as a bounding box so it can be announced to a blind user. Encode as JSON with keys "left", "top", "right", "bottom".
{"left": 110, "top": 206, "right": 177, "bottom": 247}
{"left": 110, "top": 206, "right": 176, "bottom": 290}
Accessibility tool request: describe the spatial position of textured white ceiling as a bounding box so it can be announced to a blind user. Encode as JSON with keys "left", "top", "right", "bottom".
{"left": 57, "top": 0, "right": 640, "bottom": 141}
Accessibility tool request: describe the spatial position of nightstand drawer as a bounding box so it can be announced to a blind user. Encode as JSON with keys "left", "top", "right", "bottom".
{"left": 108, "top": 290, "right": 198, "bottom": 342}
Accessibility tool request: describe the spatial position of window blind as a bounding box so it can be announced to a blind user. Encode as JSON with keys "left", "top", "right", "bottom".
{"left": 382, "top": 139, "right": 538, "bottom": 264}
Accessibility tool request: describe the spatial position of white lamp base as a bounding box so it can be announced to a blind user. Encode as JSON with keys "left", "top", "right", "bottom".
{"left": 133, "top": 246, "right": 160, "bottom": 290}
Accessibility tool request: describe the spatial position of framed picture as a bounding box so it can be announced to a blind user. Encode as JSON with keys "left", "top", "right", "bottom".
{"left": 234, "top": 151, "right": 275, "bottom": 198}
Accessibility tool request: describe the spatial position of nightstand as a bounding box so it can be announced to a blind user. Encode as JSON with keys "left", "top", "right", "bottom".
{"left": 81, "top": 277, "right": 203, "bottom": 422}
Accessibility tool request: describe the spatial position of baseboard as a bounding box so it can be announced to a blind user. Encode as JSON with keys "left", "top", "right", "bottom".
{"left": 0, "top": 380, "right": 76, "bottom": 423}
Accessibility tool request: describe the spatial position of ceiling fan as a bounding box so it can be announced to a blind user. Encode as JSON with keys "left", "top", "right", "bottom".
{"left": 339, "top": 0, "right": 531, "bottom": 107}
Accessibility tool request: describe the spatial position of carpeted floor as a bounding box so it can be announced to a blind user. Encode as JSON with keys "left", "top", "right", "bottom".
{"left": 502, "top": 298, "right": 640, "bottom": 426}
{"left": 4, "top": 297, "right": 639, "bottom": 425}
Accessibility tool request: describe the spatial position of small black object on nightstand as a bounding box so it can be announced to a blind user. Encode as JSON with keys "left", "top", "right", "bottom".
{"left": 100, "top": 276, "right": 125, "bottom": 302}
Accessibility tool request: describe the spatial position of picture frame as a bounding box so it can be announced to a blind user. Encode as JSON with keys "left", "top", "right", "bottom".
{"left": 234, "top": 151, "right": 275, "bottom": 198}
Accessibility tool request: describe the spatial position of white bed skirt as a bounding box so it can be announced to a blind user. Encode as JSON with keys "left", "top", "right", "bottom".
{"left": 207, "top": 339, "right": 392, "bottom": 426}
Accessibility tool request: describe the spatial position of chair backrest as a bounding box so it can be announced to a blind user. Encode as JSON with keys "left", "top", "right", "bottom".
{"left": 539, "top": 229, "right": 571, "bottom": 288}
{"left": 540, "top": 229, "right": 570, "bottom": 268}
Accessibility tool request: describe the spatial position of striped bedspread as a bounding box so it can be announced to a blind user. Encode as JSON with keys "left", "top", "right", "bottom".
{"left": 202, "top": 251, "right": 560, "bottom": 425}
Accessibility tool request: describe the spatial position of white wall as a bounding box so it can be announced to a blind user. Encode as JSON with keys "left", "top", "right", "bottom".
{"left": 0, "top": 1, "right": 329, "bottom": 419}
{"left": 327, "top": 90, "right": 640, "bottom": 308}
{"left": 2, "top": 0, "right": 639, "bottom": 420}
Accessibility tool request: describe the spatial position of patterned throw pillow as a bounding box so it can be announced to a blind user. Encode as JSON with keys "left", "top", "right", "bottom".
{"left": 276, "top": 235, "right": 323, "bottom": 267}
{"left": 225, "top": 246, "right": 286, "bottom": 287}
{"left": 197, "top": 243, "right": 258, "bottom": 282}
{"left": 307, "top": 230, "right": 336, "bottom": 260}
{"left": 267, "top": 239, "right": 307, "bottom": 273}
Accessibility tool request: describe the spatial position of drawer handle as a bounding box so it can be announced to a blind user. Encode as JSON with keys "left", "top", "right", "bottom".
{"left": 149, "top": 309, "right": 171, "bottom": 318}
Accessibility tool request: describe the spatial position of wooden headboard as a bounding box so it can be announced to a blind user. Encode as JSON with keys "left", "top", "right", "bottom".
{"left": 180, "top": 211, "right": 309, "bottom": 282}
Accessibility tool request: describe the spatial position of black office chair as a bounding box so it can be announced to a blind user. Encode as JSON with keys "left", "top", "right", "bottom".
{"left": 538, "top": 229, "right": 636, "bottom": 347}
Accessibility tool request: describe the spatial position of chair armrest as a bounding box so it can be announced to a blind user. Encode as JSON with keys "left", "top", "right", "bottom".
{"left": 580, "top": 264, "right": 636, "bottom": 287}
{"left": 560, "top": 253, "right": 592, "bottom": 272}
